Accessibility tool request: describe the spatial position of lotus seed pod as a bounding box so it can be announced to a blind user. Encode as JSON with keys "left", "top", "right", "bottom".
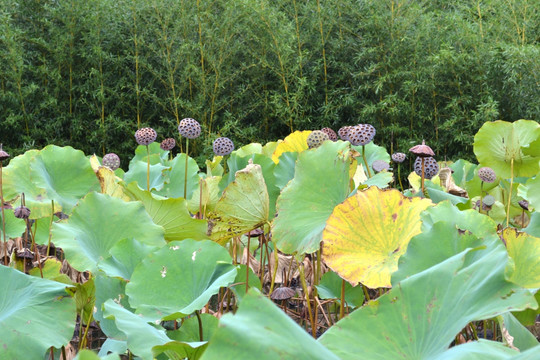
{"left": 409, "top": 140, "right": 435, "bottom": 157}
{"left": 213, "top": 137, "right": 235, "bottom": 156}
{"left": 483, "top": 195, "right": 496, "bottom": 207}
{"left": 14, "top": 205, "right": 31, "bottom": 220}
{"left": 358, "top": 123, "right": 376, "bottom": 142}
{"left": 134, "top": 127, "right": 157, "bottom": 146}
{"left": 338, "top": 126, "right": 352, "bottom": 141}
{"left": 477, "top": 167, "right": 496, "bottom": 183}
{"left": 391, "top": 152, "right": 406, "bottom": 163}
{"left": 372, "top": 160, "right": 390, "bottom": 173}
{"left": 0, "top": 144, "right": 10, "bottom": 161}
{"left": 160, "top": 138, "right": 176, "bottom": 151}
{"left": 348, "top": 124, "right": 376, "bottom": 146}
{"left": 178, "top": 118, "right": 201, "bottom": 139}
{"left": 414, "top": 156, "right": 439, "bottom": 180}
{"left": 518, "top": 200, "right": 529, "bottom": 211}
{"left": 320, "top": 127, "right": 338, "bottom": 141}
{"left": 307, "top": 130, "right": 330, "bottom": 149}
{"left": 102, "top": 153, "right": 121, "bottom": 170}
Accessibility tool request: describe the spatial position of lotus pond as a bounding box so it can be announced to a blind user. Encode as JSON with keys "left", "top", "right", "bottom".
{"left": 0, "top": 119, "right": 539, "bottom": 359}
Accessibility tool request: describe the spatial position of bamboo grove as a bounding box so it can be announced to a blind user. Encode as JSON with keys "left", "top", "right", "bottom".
{"left": 0, "top": 0, "right": 538, "bottom": 165}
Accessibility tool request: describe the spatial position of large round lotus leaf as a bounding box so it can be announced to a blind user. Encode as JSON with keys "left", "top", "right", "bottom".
{"left": 126, "top": 239, "right": 237, "bottom": 320}
{"left": 209, "top": 163, "right": 269, "bottom": 245}
{"left": 473, "top": 120, "right": 540, "bottom": 178}
{"left": 0, "top": 209, "right": 26, "bottom": 239}
{"left": 156, "top": 154, "right": 200, "bottom": 199}
{"left": 93, "top": 275, "right": 130, "bottom": 340}
{"left": 273, "top": 141, "right": 351, "bottom": 256}
{"left": 362, "top": 170, "right": 394, "bottom": 189}
{"left": 0, "top": 266, "right": 76, "bottom": 360}
{"left": 132, "top": 142, "right": 168, "bottom": 165}
{"left": 351, "top": 141, "right": 390, "bottom": 171}
{"left": 315, "top": 270, "right": 364, "bottom": 308}
{"left": 220, "top": 153, "right": 278, "bottom": 219}
{"left": 521, "top": 175, "right": 540, "bottom": 211}
{"left": 323, "top": 187, "right": 432, "bottom": 288}
{"left": 319, "top": 241, "right": 537, "bottom": 359}
{"left": 123, "top": 161, "right": 168, "bottom": 192}
{"left": 503, "top": 228, "right": 540, "bottom": 289}
{"left": 29, "top": 145, "right": 100, "bottom": 213}
{"left": 103, "top": 299, "right": 205, "bottom": 360}
{"left": 271, "top": 130, "right": 311, "bottom": 163}
{"left": 233, "top": 142, "right": 263, "bottom": 157}
{"left": 53, "top": 192, "right": 165, "bottom": 273}
{"left": 273, "top": 151, "right": 298, "bottom": 189}
{"left": 392, "top": 221, "right": 492, "bottom": 284}
{"left": 126, "top": 183, "right": 208, "bottom": 241}
{"left": 187, "top": 176, "right": 222, "bottom": 215}
{"left": 2, "top": 150, "right": 57, "bottom": 218}
{"left": 200, "top": 290, "right": 339, "bottom": 360}
{"left": 421, "top": 200, "right": 498, "bottom": 239}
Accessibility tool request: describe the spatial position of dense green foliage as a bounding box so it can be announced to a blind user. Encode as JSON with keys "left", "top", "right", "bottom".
{"left": 1, "top": 0, "right": 538, "bottom": 165}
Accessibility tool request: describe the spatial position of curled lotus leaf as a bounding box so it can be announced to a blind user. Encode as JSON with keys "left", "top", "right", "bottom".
{"left": 323, "top": 187, "right": 432, "bottom": 288}
{"left": 271, "top": 130, "right": 311, "bottom": 163}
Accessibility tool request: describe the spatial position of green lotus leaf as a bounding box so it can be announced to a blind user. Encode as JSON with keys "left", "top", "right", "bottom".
{"left": 53, "top": 192, "right": 165, "bottom": 273}
{"left": 426, "top": 183, "right": 469, "bottom": 205}
{"left": 220, "top": 153, "right": 278, "bottom": 219}
{"left": 521, "top": 175, "right": 540, "bottom": 211}
{"left": 262, "top": 141, "right": 279, "bottom": 158}
{"left": 102, "top": 299, "right": 170, "bottom": 360}
{"left": 123, "top": 161, "right": 168, "bottom": 192}
{"left": 525, "top": 212, "right": 540, "bottom": 237}
{"left": 168, "top": 313, "right": 218, "bottom": 343}
{"left": 157, "top": 153, "right": 200, "bottom": 199}
{"left": 273, "top": 141, "right": 351, "bottom": 257}
{"left": 319, "top": 242, "right": 537, "bottom": 359}
{"left": 273, "top": 152, "right": 298, "bottom": 190}
{"left": 233, "top": 142, "right": 263, "bottom": 157}
{"left": 316, "top": 270, "right": 364, "bottom": 308}
{"left": 98, "top": 339, "right": 127, "bottom": 358}
{"left": 29, "top": 145, "right": 100, "bottom": 213}
{"left": 0, "top": 208, "right": 26, "bottom": 239}
{"left": 132, "top": 142, "right": 168, "bottom": 165}
{"left": 421, "top": 200, "right": 498, "bottom": 238}
{"left": 94, "top": 275, "right": 130, "bottom": 340}
{"left": 434, "top": 340, "right": 520, "bottom": 360}
{"left": 209, "top": 163, "right": 269, "bottom": 244}
{"left": 2, "top": 150, "right": 56, "bottom": 218}
{"left": 126, "top": 239, "right": 237, "bottom": 320}
{"left": 75, "top": 349, "right": 121, "bottom": 360}
{"left": 352, "top": 141, "right": 390, "bottom": 172}
{"left": 230, "top": 264, "right": 262, "bottom": 302}
{"left": 473, "top": 120, "right": 540, "bottom": 178}
{"left": 100, "top": 238, "right": 158, "bottom": 280}
{"left": 206, "top": 156, "right": 224, "bottom": 177}
{"left": 498, "top": 312, "right": 539, "bottom": 351}
{"left": 393, "top": 221, "right": 492, "bottom": 284}
{"left": 361, "top": 170, "right": 394, "bottom": 189}
{"left": 152, "top": 341, "right": 207, "bottom": 360}
{"left": 323, "top": 187, "right": 432, "bottom": 288}
{"left": 0, "top": 267, "right": 76, "bottom": 360}
{"left": 28, "top": 258, "right": 72, "bottom": 284}
{"left": 187, "top": 176, "right": 222, "bottom": 215}
{"left": 200, "top": 290, "right": 339, "bottom": 360}
{"left": 503, "top": 228, "right": 540, "bottom": 288}
{"left": 126, "top": 183, "right": 208, "bottom": 241}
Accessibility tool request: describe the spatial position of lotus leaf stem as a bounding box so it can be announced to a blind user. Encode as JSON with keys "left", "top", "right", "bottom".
{"left": 184, "top": 139, "right": 189, "bottom": 199}
{"left": 340, "top": 279, "right": 345, "bottom": 319}
{"left": 0, "top": 159, "right": 6, "bottom": 265}
{"left": 246, "top": 235, "right": 251, "bottom": 294}
{"left": 362, "top": 145, "right": 372, "bottom": 178}
{"left": 420, "top": 157, "right": 425, "bottom": 197}
{"left": 397, "top": 164, "right": 404, "bottom": 192}
{"left": 195, "top": 310, "right": 204, "bottom": 341}
{"left": 146, "top": 145, "right": 150, "bottom": 191}
{"left": 299, "top": 263, "right": 315, "bottom": 337}
{"left": 479, "top": 181, "right": 484, "bottom": 214}
{"left": 47, "top": 200, "right": 54, "bottom": 257}
{"left": 362, "top": 284, "right": 371, "bottom": 302}
{"left": 506, "top": 158, "right": 514, "bottom": 227}
{"left": 269, "top": 249, "right": 279, "bottom": 294}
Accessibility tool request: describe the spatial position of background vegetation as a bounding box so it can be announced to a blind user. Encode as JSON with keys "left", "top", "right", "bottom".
{"left": 1, "top": 0, "right": 538, "bottom": 166}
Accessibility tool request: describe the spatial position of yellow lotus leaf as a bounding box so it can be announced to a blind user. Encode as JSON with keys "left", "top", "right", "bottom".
{"left": 96, "top": 166, "right": 131, "bottom": 201}
{"left": 323, "top": 187, "right": 432, "bottom": 288}
{"left": 503, "top": 228, "right": 540, "bottom": 288}
{"left": 271, "top": 130, "right": 312, "bottom": 163}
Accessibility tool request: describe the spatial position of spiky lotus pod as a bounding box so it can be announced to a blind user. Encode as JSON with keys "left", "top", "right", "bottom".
{"left": 0, "top": 144, "right": 10, "bottom": 161}
{"left": 14, "top": 205, "right": 31, "bottom": 220}
{"left": 307, "top": 130, "right": 330, "bottom": 149}
{"left": 178, "top": 118, "right": 201, "bottom": 139}
{"left": 391, "top": 152, "right": 406, "bottom": 163}
{"left": 414, "top": 156, "right": 439, "bottom": 180}
{"left": 372, "top": 160, "right": 390, "bottom": 173}
{"left": 320, "top": 127, "right": 338, "bottom": 141}
{"left": 477, "top": 167, "right": 496, "bottom": 183}
{"left": 347, "top": 124, "right": 376, "bottom": 146}
{"left": 213, "top": 137, "right": 235, "bottom": 156}
{"left": 338, "top": 126, "right": 352, "bottom": 141}
{"left": 102, "top": 153, "right": 121, "bottom": 170}
{"left": 160, "top": 138, "right": 176, "bottom": 151}
{"left": 135, "top": 127, "right": 157, "bottom": 146}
